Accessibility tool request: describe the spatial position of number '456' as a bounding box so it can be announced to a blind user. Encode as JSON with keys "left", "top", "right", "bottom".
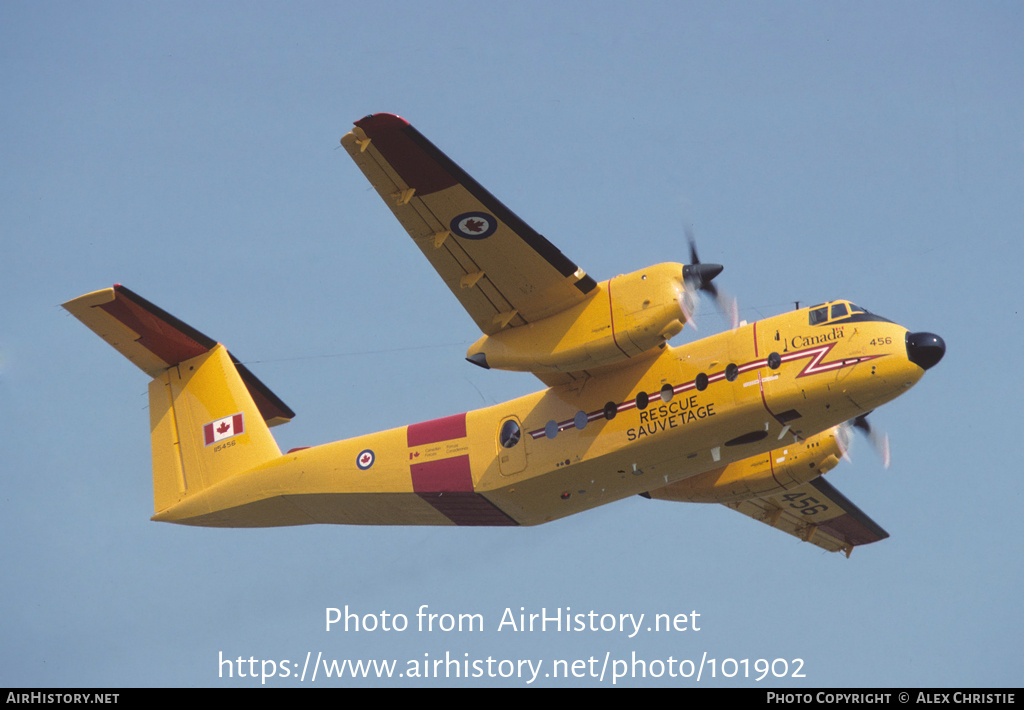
{"left": 782, "top": 492, "right": 829, "bottom": 516}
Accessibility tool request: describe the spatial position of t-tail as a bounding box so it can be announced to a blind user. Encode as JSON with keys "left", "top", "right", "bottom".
{"left": 62, "top": 285, "right": 292, "bottom": 517}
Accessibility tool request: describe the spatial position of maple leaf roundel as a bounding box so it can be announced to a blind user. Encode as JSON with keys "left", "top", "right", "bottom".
{"left": 356, "top": 449, "right": 375, "bottom": 470}
{"left": 450, "top": 212, "right": 497, "bottom": 240}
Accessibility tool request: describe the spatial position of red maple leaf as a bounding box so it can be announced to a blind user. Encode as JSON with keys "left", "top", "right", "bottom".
{"left": 360, "top": 454, "right": 371, "bottom": 464}
{"left": 464, "top": 219, "right": 484, "bottom": 233}
{"left": 217, "top": 421, "right": 231, "bottom": 434}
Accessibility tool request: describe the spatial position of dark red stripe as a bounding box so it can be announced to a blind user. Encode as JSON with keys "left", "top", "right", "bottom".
{"left": 417, "top": 492, "right": 518, "bottom": 526}
{"left": 407, "top": 412, "right": 467, "bottom": 447}
{"left": 355, "top": 113, "right": 458, "bottom": 195}
{"left": 528, "top": 341, "right": 868, "bottom": 439}
{"left": 354, "top": 114, "right": 589, "bottom": 283}
{"left": 99, "top": 287, "right": 212, "bottom": 366}
{"left": 410, "top": 454, "right": 473, "bottom": 493}
{"left": 816, "top": 513, "right": 888, "bottom": 547}
{"left": 231, "top": 357, "right": 296, "bottom": 424}
{"left": 809, "top": 478, "right": 889, "bottom": 544}
{"left": 104, "top": 286, "right": 294, "bottom": 424}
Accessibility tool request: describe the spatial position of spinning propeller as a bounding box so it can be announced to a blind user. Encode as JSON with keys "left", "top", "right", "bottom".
{"left": 837, "top": 413, "right": 891, "bottom": 470}
{"left": 680, "top": 228, "right": 739, "bottom": 330}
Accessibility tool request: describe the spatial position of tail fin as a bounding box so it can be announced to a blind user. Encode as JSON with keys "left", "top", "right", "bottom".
{"left": 63, "top": 285, "right": 291, "bottom": 515}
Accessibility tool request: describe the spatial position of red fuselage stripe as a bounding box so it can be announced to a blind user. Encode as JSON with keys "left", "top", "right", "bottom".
{"left": 527, "top": 342, "right": 886, "bottom": 439}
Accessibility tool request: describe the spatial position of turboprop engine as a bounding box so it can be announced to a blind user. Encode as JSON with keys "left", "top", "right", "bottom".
{"left": 465, "top": 262, "right": 697, "bottom": 375}
{"left": 648, "top": 426, "right": 849, "bottom": 504}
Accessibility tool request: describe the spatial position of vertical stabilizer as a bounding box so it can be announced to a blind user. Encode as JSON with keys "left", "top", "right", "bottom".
{"left": 64, "top": 286, "right": 288, "bottom": 516}
{"left": 149, "top": 344, "right": 282, "bottom": 514}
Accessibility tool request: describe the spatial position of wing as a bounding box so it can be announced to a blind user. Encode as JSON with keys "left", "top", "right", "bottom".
{"left": 63, "top": 284, "right": 294, "bottom": 427}
{"left": 723, "top": 477, "right": 889, "bottom": 556}
{"left": 341, "top": 113, "right": 597, "bottom": 335}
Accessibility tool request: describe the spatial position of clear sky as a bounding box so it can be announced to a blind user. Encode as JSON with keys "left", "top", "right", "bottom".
{"left": 2, "top": 1, "right": 1021, "bottom": 688}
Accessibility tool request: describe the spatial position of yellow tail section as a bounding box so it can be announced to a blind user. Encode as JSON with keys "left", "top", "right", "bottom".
{"left": 64, "top": 285, "right": 290, "bottom": 518}
{"left": 148, "top": 344, "right": 282, "bottom": 515}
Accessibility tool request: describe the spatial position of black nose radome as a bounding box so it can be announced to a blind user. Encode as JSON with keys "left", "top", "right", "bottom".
{"left": 906, "top": 332, "right": 945, "bottom": 371}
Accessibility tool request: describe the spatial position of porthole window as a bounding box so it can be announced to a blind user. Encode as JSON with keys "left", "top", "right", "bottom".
{"left": 695, "top": 373, "right": 709, "bottom": 391}
{"left": 768, "top": 352, "right": 782, "bottom": 369}
{"left": 544, "top": 420, "right": 559, "bottom": 439}
{"left": 725, "top": 363, "right": 739, "bottom": 381}
{"left": 498, "top": 419, "right": 521, "bottom": 448}
{"left": 660, "top": 384, "right": 674, "bottom": 402}
{"left": 574, "top": 411, "right": 588, "bottom": 431}
{"left": 604, "top": 402, "right": 618, "bottom": 420}
{"left": 636, "top": 391, "right": 649, "bottom": 410}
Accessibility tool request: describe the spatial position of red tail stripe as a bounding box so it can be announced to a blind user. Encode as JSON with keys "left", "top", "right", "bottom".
{"left": 407, "top": 412, "right": 467, "bottom": 447}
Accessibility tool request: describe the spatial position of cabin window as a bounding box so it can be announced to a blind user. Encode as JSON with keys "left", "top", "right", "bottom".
{"left": 809, "top": 306, "right": 828, "bottom": 325}
{"left": 660, "top": 384, "right": 674, "bottom": 402}
{"left": 831, "top": 303, "right": 849, "bottom": 319}
{"left": 498, "top": 419, "right": 521, "bottom": 448}
{"left": 725, "top": 363, "right": 739, "bottom": 381}
{"left": 636, "top": 391, "right": 649, "bottom": 410}
{"left": 695, "top": 373, "right": 709, "bottom": 391}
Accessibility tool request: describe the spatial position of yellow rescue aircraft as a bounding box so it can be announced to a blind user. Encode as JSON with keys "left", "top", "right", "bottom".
{"left": 64, "top": 113, "right": 945, "bottom": 556}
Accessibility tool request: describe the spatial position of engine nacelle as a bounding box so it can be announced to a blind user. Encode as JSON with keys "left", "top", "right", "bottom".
{"left": 648, "top": 426, "right": 848, "bottom": 504}
{"left": 466, "top": 263, "right": 687, "bottom": 375}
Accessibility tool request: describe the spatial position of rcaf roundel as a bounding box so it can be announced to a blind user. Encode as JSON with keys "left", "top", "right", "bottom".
{"left": 450, "top": 212, "right": 497, "bottom": 240}
{"left": 356, "top": 449, "right": 375, "bottom": 470}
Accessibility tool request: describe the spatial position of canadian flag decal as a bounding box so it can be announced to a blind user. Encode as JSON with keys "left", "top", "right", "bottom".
{"left": 204, "top": 413, "right": 244, "bottom": 446}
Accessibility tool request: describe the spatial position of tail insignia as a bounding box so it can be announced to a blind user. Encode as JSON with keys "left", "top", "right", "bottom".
{"left": 203, "top": 414, "right": 245, "bottom": 446}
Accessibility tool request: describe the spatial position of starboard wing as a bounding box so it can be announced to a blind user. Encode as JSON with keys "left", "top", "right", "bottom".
{"left": 723, "top": 477, "right": 889, "bottom": 556}
{"left": 341, "top": 113, "right": 597, "bottom": 336}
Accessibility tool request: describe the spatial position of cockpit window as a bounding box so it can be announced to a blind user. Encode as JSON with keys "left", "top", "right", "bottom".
{"left": 809, "top": 300, "right": 888, "bottom": 326}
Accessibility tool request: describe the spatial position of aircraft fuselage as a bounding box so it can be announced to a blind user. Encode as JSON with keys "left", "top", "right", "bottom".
{"left": 152, "top": 299, "right": 926, "bottom": 528}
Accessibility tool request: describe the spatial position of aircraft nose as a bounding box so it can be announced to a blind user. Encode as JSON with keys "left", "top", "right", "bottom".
{"left": 905, "top": 331, "right": 945, "bottom": 371}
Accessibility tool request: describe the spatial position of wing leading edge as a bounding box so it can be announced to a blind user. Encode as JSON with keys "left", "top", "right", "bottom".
{"left": 341, "top": 113, "right": 597, "bottom": 336}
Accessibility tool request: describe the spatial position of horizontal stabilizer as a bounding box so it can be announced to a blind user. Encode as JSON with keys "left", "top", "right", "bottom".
{"left": 63, "top": 285, "right": 294, "bottom": 426}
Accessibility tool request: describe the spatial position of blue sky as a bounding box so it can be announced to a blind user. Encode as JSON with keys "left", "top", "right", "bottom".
{"left": 2, "top": 1, "right": 1021, "bottom": 687}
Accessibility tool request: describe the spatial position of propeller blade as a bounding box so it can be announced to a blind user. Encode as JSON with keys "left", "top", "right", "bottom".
{"left": 686, "top": 226, "right": 700, "bottom": 265}
{"left": 853, "top": 414, "right": 891, "bottom": 469}
{"left": 836, "top": 421, "right": 853, "bottom": 463}
{"left": 718, "top": 292, "right": 740, "bottom": 330}
{"left": 841, "top": 414, "right": 891, "bottom": 469}
{"left": 678, "top": 290, "right": 698, "bottom": 331}
{"left": 681, "top": 226, "right": 737, "bottom": 330}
